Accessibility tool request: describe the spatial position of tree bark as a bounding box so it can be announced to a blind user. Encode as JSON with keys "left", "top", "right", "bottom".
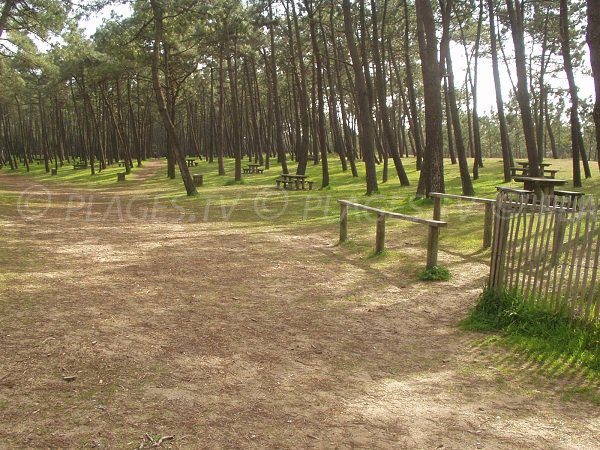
{"left": 415, "top": 0, "right": 444, "bottom": 197}
{"left": 587, "top": 0, "right": 600, "bottom": 171}
{"left": 149, "top": 0, "right": 196, "bottom": 196}
{"left": 439, "top": 0, "right": 473, "bottom": 195}
{"left": 560, "top": 0, "right": 589, "bottom": 186}
{"left": 342, "top": 0, "right": 378, "bottom": 194}
{"left": 505, "top": 0, "right": 540, "bottom": 177}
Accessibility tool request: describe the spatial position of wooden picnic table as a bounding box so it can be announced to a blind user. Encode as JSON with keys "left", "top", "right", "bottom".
{"left": 186, "top": 158, "right": 198, "bottom": 167}
{"left": 276, "top": 173, "right": 313, "bottom": 190}
{"left": 516, "top": 161, "right": 552, "bottom": 168}
{"left": 246, "top": 163, "right": 261, "bottom": 174}
{"left": 513, "top": 176, "right": 567, "bottom": 196}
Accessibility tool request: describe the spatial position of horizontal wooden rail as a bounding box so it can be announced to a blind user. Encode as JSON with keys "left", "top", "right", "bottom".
{"left": 429, "top": 192, "right": 495, "bottom": 248}
{"left": 429, "top": 192, "right": 495, "bottom": 205}
{"left": 338, "top": 200, "right": 447, "bottom": 269}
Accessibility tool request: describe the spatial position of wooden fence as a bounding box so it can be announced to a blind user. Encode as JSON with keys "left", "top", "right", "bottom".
{"left": 338, "top": 200, "right": 447, "bottom": 268}
{"left": 429, "top": 192, "right": 495, "bottom": 248}
{"left": 489, "top": 191, "right": 600, "bottom": 322}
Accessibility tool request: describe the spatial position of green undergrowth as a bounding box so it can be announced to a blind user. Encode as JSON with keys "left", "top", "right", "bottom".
{"left": 418, "top": 265, "right": 451, "bottom": 281}
{"left": 462, "top": 287, "right": 600, "bottom": 377}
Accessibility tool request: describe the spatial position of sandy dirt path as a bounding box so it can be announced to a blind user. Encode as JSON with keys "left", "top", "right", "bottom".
{"left": 0, "top": 167, "right": 599, "bottom": 449}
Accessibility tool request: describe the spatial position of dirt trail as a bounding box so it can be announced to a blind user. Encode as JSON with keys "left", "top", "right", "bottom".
{"left": 0, "top": 169, "right": 599, "bottom": 449}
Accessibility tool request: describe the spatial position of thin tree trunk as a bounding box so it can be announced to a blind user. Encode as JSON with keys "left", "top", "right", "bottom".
{"left": 415, "top": 0, "right": 444, "bottom": 197}
{"left": 488, "top": 0, "right": 513, "bottom": 181}
{"left": 506, "top": 0, "right": 540, "bottom": 177}
{"left": 149, "top": 0, "right": 196, "bottom": 196}
{"left": 587, "top": 0, "right": 600, "bottom": 171}
{"left": 342, "top": 0, "right": 378, "bottom": 194}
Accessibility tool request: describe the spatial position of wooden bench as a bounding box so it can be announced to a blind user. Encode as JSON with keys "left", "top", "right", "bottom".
{"left": 554, "top": 190, "right": 584, "bottom": 207}
{"left": 243, "top": 168, "right": 251, "bottom": 174}
{"left": 510, "top": 167, "right": 527, "bottom": 176}
{"left": 256, "top": 167, "right": 264, "bottom": 174}
{"left": 275, "top": 178, "right": 295, "bottom": 190}
{"left": 496, "top": 186, "right": 533, "bottom": 195}
{"left": 543, "top": 169, "right": 559, "bottom": 178}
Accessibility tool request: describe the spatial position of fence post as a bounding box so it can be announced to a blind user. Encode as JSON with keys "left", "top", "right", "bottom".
{"left": 483, "top": 202, "right": 493, "bottom": 248}
{"left": 489, "top": 199, "right": 510, "bottom": 290}
{"left": 426, "top": 225, "right": 440, "bottom": 269}
{"left": 339, "top": 203, "right": 348, "bottom": 243}
{"left": 433, "top": 196, "right": 442, "bottom": 221}
{"left": 375, "top": 213, "right": 386, "bottom": 253}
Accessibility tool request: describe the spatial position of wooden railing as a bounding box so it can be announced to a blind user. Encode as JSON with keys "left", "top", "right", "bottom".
{"left": 429, "top": 192, "right": 495, "bottom": 248}
{"left": 338, "top": 200, "right": 447, "bottom": 268}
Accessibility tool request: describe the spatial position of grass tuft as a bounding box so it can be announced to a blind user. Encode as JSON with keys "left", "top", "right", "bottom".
{"left": 462, "top": 287, "right": 600, "bottom": 374}
{"left": 418, "top": 265, "right": 451, "bottom": 281}
{"left": 224, "top": 178, "right": 245, "bottom": 186}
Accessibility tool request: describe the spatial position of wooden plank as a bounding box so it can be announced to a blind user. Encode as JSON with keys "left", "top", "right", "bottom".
{"left": 569, "top": 197, "right": 594, "bottom": 317}
{"left": 530, "top": 195, "right": 555, "bottom": 305}
{"left": 433, "top": 196, "right": 442, "bottom": 221}
{"left": 375, "top": 214, "right": 386, "bottom": 253}
{"left": 426, "top": 225, "right": 440, "bottom": 269}
{"left": 583, "top": 214, "right": 600, "bottom": 320}
{"left": 339, "top": 203, "right": 348, "bottom": 243}
{"left": 483, "top": 203, "right": 494, "bottom": 249}
{"left": 429, "top": 192, "right": 495, "bottom": 205}
{"left": 337, "top": 200, "right": 446, "bottom": 227}
{"left": 506, "top": 195, "right": 524, "bottom": 288}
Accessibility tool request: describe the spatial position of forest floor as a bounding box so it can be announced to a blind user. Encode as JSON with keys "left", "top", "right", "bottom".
{"left": 1, "top": 160, "right": 600, "bottom": 449}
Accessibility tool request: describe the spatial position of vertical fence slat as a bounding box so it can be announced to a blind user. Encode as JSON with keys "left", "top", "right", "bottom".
{"left": 492, "top": 193, "right": 599, "bottom": 324}
{"left": 585, "top": 207, "right": 600, "bottom": 320}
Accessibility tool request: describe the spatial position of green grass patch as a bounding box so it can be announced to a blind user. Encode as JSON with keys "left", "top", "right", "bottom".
{"left": 462, "top": 287, "right": 600, "bottom": 375}
{"left": 418, "top": 265, "right": 451, "bottom": 281}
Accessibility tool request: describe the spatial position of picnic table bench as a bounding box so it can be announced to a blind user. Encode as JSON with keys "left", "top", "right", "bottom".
{"left": 516, "top": 161, "right": 552, "bottom": 169}
{"left": 73, "top": 162, "right": 88, "bottom": 170}
{"left": 510, "top": 164, "right": 558, "bottom": 178}
{"left": 186, "top": 158, "right": 198, "bottom": 167}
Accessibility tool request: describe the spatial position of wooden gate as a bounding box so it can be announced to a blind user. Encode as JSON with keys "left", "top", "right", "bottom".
{"left": 489, "top": 191, "right": 600, "bottom": 322}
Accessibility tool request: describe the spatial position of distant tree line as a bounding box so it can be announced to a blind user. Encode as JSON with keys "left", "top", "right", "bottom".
{"left": 0, "top": 0, "right": 599, "bottom": 195}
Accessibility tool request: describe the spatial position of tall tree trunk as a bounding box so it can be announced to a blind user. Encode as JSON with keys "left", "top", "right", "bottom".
{"left": 268, "top": 2, "right": 289, "bottom": 174}
{"left": 149, "top": 0, "right": 196, "bottom": 196}
{"left": 586, "top": 0, "right": 600, "bottom": 172}
{"left": 403, "top": 0, "right": 424, "bottom": 170}
{"left": 342, "top": 0, "right": 378, "bottom": 194}
{"left": 415, "top": 0, "right": 444, "bottom": 197}
{"left": 506, "top": 0, "right": 540, "bottom": 177}
{"left": 488, "top": 0, "right": 513, "bottom": 181}
{"left": 439, "top": 0, "right": 472, "bottom": 195}
{"left": 305, "top": 0, "right": 329, "bottom": 187}
{"left": 371, "top": 0, "right": 410, "bottom": 186}
{"left": 471, "top": 0, "right": 484, "bottom": 179}
{"left": 560, "top": 0, "right": 590, "bottom": 186}
{"left": 0, "top": 0, "right": 15, "bottom": 38}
